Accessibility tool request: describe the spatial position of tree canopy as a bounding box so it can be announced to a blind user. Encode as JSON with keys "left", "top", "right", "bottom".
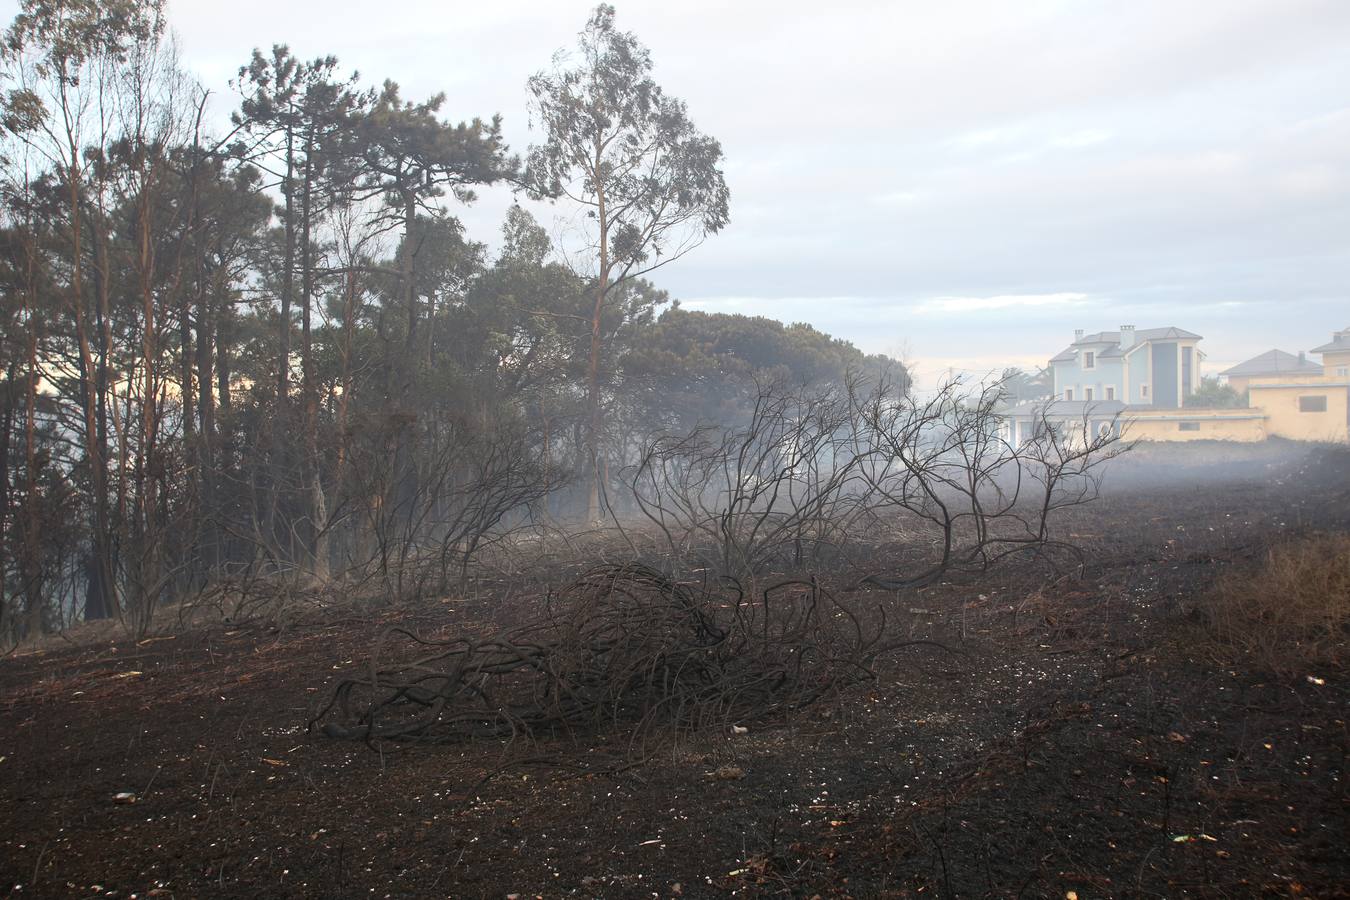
{"left": 0, "top": 1, "right": 905, "bottom": 639}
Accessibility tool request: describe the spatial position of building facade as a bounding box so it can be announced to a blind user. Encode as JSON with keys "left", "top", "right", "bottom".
{"left": 1048, "top": 325, "right": 1203, "bottom": 407}
{"left": 1311, "top": 327, "right": 1350, "bottom": 379}
{"left": 1005, "top": 325, "right": 1350, "bottom": 447}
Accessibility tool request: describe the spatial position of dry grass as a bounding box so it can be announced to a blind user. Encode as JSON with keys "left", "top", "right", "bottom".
{"left": 1198, "top": 533, "right": 1350, "bottom": 676}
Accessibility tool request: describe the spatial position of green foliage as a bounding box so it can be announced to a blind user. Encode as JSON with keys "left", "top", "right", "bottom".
{"left": 5, "top": 0, "right": 164, "bottom": 72}
{"left": 1189, "top": 375, "right": 1246, "bottom": 409}
{"left": 0, "top": 0, "right": 909, "bottom": 634}
{"left": 359, "top": 80, "right": 516, "bottom": 211}
{"left": 525, "top": 3, "right": 729, "bottom": 280}
{"left": 626, "top": 306, "right": 890, "bottom": 385}
{"left": 620, "top": 306, "right": 902, "bottom": 430}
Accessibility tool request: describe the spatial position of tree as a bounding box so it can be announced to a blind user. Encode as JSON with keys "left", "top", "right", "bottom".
{"left": 232, "top": 47, "right": 371, "bottom": 573}
{"left": 1189, "top": 375, "right": 1245, "bottom": 409}
{"left": 464, "top": 205, "right": 585, "bottom": 402}
{"left": 358, "top": 81, "right": 514, "bottom": 387}
{"left": 107, "top": 32, "right": 187, "bottom": 632}
{"left": 622, "top": 306, "right": 900, "bottom": 431}
{"left": 999, "top": 366, "right": 1054, "bottom": 404}
{"left": 2, "top": 0, "right": 169, "bottom": 620}
{"left": 1, "top": 0, "right": 928, "bottom": 639}
{"left": 169, "top": 156, "right": 270, "bottom": 577}
{"left": 525, "top": 3, "right": 730, "bottom": 520}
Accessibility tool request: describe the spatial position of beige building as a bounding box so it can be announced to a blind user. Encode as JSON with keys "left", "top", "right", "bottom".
{"left": 1312, "top": 327, "right": 1350, "bottom": 378}
{"left": 1006, "top": 326, "right": 1350, "bottom": 447}
{"left": 1215, "top": 327, "right": 1350, "bottom": 444}
{"left": 1220, "top": 349, "right": 1322, "bottom": 394}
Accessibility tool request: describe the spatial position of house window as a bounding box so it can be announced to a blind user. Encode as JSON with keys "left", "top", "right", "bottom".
{"left": 1299, "top": 395, "right": 1328, "bottom": 413}
{"left": 1064, "top": 388, "right": 1074, "bottom": 401}
{"left": 1097, "top": 422, "right": 1113, "bottom": 438}
{"left": 1178, "top": 421, "right": 1200, "bottom": 432}
{"left": 1085, "top": 388, "right": 1093, "bottom": 401}
{"left": 1084, "top": 351, "right": 1095, "bottom": 370}
{"left": 1105, "top": 386, "right": 1116, "bottom": 400}
{"left": 1140, "top": 384, "right": 1149, "bottom": 399}
{"left": 1338, "top": 367, "right": 1348, "bottom": 377}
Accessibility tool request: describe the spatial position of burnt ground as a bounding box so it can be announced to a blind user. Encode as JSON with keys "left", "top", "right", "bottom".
{"left": 2, "top": 441, "right": 1348, "bottom": 899}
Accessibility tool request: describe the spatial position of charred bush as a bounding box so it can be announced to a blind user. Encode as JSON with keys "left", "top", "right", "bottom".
{"left": 310, "top": 563, "right": 939, "bottom": 744}
{"left": 621, "top": 373, "right": 1126, "bottom": 588}
{"left": 624, "top": 379, "right": 868, "bottom": 579}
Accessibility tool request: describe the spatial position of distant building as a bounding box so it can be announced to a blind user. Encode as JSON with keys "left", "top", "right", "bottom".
{"left": 1220, "top": 349, "right": 1321, "bottom": 394}
{"left": 1004, "top": 325, "right": 1349, "bottom": 446}
{"left": 1047, "top": 325, "right": 1202, "bottom": 407}
{"left": 1311, "top": 327, "right": 1350, "bottom": 378}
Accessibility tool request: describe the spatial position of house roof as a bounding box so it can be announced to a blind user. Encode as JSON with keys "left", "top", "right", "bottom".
{"left": 1310, "top": 328, "right": 1350, "bottom": 354}
{"left": 1050, "top": 326, "right": 1201, "bottom": 363}
{"left": 1220, "top": 349, "right": 1322, "bottom": 378}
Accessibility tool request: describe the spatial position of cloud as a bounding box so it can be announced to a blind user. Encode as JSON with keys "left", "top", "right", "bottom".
{"left": 23, "top": 0, "right": 1339, "bottom": 379}
{"left": 873, "top": 190, "right": 922, "bottom": 208}
{"left": 916, "top": 293, "right": 1093, "bottom": 315}
{"left": 948, "top": 125, "right": 1027, "bottom": 151}
{"left": 1047, "top": 129, "right": 1114, "bottom": 150}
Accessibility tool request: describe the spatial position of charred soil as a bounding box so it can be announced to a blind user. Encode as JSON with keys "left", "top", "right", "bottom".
{"left": 2, "top": 442, "right": 1348, "bottom": 898}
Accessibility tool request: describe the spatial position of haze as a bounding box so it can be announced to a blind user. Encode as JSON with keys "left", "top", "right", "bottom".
{"left": 5, "top": 2, "right": 1350, "bottom": 894}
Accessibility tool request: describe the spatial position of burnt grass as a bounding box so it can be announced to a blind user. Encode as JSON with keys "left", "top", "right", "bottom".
{"left": 2, "top": 441, "right": 1348, "bottom": 898}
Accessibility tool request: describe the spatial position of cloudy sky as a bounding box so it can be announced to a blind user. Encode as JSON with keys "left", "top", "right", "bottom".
{"left": 10, "top": 0, "right": 1348, "bottom": 385}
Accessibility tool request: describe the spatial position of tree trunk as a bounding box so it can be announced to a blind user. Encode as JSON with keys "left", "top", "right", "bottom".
{"left": 195, "top": 273, "right": 217, "bottom": 571}
{"left": 22, "top": 261, "right": 43, "bottom": 638}
{"left": 268, "top": 126, "right": 297, "bottom": 563}
{"left": 279, "top": 129, "right": 296, "bottom": 408}
{"left": 67, "top": 164, "right": 115, "bottom": 621}
{"left": 401, "top": 188, "right": 418, "bottom": 367}
{"left": 0, "top": 363, "right": 14, "bottom": 637}
{"left": 585, "top": 151, "right": 609, "bottom": 524}
{"left": 134, "top": 181, "right": 162, "bottom": 635}
{"left": 299, "top": 137, "right": 328, "bottom": 581}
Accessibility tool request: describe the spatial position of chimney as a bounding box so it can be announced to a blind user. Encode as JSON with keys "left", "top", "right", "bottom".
{"left": 1074, "top": 329, "right": 1084, "bottom": 342}
{"left": 1119, "top": 324, "right": 1136, "bottom": 350}
{"left": 1298, "top": 351, "right": 1306, "bottom": 364}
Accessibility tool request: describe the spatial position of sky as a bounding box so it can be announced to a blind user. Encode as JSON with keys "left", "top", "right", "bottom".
{"left": 6, "top": 0, "right": 1349, "bottom": 387}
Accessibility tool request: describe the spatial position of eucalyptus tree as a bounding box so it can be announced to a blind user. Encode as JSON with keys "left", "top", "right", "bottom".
{"left": 0, "top": 198, "right": 54, "bottom": 639}
{"left": 525, "top": 4, "right": 730, "bottom": 520}
{"left": 99, "top": 19, "right": 206, "bottom": 631}
{"left": 1, "top": 0, "right": 169, "bottom": 619}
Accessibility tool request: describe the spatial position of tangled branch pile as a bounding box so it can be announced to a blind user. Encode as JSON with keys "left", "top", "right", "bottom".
{"left": 311, "top": 563, "right": 904, "bottom": 743}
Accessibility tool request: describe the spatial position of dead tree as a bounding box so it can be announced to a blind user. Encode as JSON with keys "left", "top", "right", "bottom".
{"left": 621, "top": 373, "right": 1124, "bottom": 587}
{"left": 851, "top": 376, "right": 1127, "bottom": 589}
{"left": 624, "top": 378, "right": 869, "bottom": 579}
{"left": 341, "top": 409, "right": 563, "bottom": 599}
